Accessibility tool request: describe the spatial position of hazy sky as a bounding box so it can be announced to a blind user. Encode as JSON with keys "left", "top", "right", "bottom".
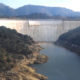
{"left": 0, "top": 0, "right": 79, "bottom": 11}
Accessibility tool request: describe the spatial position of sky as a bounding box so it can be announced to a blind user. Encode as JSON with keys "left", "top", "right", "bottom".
{"left": 0, "top": 0, "right": 80, "bottom": 11}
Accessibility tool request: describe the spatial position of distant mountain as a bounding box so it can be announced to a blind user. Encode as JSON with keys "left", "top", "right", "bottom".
{"left": 0, "top": 3, "right": 80, "bottom": 19}
{"left": 16, "top": 13, "right": 52, "bottom": 19}
{"left": 16, "top": 5, "right": 80, "bottom": 17}
{"left": 0, "top": 3, "right": 15, "bottom": 17}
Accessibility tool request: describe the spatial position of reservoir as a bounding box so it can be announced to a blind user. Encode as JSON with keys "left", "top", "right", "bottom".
{"left": 33, "top": 43, "right": 80, "bottom": 80}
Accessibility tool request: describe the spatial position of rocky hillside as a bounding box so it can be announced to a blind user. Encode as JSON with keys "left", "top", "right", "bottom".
{"left": 55, "top": 27, "right": 80, "bottom": 55}
{"left": 0, "top": 26, "right": 48, "bottom": 80}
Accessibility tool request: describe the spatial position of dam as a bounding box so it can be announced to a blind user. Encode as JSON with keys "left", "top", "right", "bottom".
{"left": 1, "top": 19, "right": 80, "bottom": 80}
{"left": 0, "top": 19, "right": 80, "bottom": 42}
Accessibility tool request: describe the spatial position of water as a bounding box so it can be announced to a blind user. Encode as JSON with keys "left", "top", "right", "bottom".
{"left": 33, "top": 43, "right": 80, "bottom": 80}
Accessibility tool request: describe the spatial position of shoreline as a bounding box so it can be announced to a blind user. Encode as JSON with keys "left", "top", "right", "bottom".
{"left": 54, "top": 41, "right": 80, "bottom": 56}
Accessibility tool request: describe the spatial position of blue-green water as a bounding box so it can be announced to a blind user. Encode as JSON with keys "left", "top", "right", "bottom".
{"left": 33, "top": 43, "right": 80, "bottom": 80}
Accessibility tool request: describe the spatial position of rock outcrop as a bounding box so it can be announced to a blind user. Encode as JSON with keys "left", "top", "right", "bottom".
{"left": 0, "top": 26, "right": 48, "bottom": 80}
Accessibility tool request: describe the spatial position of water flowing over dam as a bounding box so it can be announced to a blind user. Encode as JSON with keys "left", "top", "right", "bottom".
{"left": 0, "top": 19, "right": 80, "bottom": 42}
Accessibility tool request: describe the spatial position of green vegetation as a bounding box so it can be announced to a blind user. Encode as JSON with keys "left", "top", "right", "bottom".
{"left": 0, "top": 26, "right": 35, "bottom": 71}
{"left": 0, "top": 26, "right": 35, "bottom": 55}
{"left": 0, "top": 26, "right": 48, "bottom": 80}
{"left": 0, "top": 48, "right": 15, "bottom": 71}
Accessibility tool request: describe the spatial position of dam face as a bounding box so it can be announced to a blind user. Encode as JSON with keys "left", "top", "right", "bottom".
{"left": 0, "top": 19, "right": 80, "bottom": 42}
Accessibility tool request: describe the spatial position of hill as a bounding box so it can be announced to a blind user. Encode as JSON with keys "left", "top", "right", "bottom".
{"left": 56, "top": 27, "right": 80, "bottom": 55}
{"left": 0, "top": 26, "right": 48, "bottom": 80}
{"left": 0, "top": 3, "right": 80, "bottom": 19}
{"left": 16, "top": 5, "right": 80, "bottom": 17}
{"left": 0, "top": 3, "right": 15, "bottom": 17}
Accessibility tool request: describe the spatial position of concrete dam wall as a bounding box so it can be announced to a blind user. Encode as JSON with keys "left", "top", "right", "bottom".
{"left": 0, "top": 19, "right": 80, "bottom": 42}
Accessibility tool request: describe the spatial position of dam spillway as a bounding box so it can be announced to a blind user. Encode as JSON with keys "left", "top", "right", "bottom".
{"left": 0, "top": 19, "right": 80, "bottom": 42}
